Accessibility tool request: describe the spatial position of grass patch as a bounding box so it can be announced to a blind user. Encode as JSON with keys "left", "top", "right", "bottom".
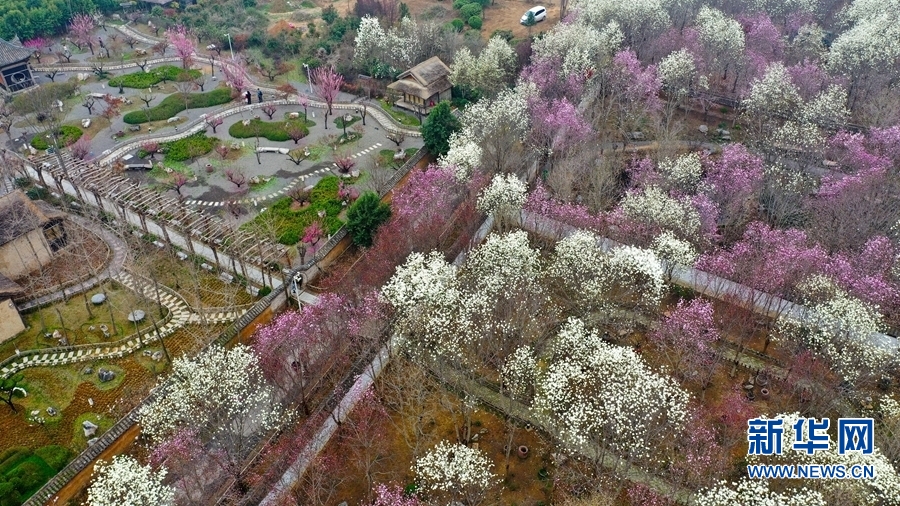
{"left": 228, "top": 117, "right": 310, "bottom": 142}
{"left": 108, "top": 65, "right": 201, "bottom": 89}
{"left": 71, "top": 412, "right": 115, "bottom": 450}
{"left": 160, "top": 132, "right": 218, "bottom": 162}
{"left": 378, "top": 147, "right": 418, "bottom": 166}
{"left": 242, "top": 175, "right": 346, "bottom": 244}
{"left": 30, "top": 126, "right": 82, "bottom": 150}
{"left": 0, "top": 448, "right": 59, "bottom": 503}
{"left": 123, "top": 88, "right": 233, "bottom": 124}
{"left": 334, "top": 114, "right": 360, "bottom": 129}
{"left": 378, "top": 99, "right": 421, "bottom": 127}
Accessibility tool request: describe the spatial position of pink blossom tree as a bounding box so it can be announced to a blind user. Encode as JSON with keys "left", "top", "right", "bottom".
{"left": 206, "top": 116, "right": 223, "bottom": 133}
{"left": 166, "top": 25, "right": 195, "bottom": 69}
{"left": 222, "top": 58, "right": 249, "bottom": 94}
{"left": 650, "top": 298, "right": 720, "bottom": 388}
{"left": 69, "top": 13, "right": 96, "bottom": 54}
{"left": 606, "top": 49, "right": 662, "bottom": 140}
{"left": 312, "top": 65, "right": 344, "bottom": 128}
{"left": 338, "top": 387, "right": 390, "bottom": 501}
{"left": 69, "top": 135, "right": 91, "bottom": 160}
{"left": 703, "top": 143, "right": 764, "bottom": 240}
{"left": 372, "top": 483, "right": 422, "bottom": 506}
{"left": 528, "top": 97, "right": 592, "bottom": 162}
{"left": 149, "top": 428, "right": 209, "bottom": 503}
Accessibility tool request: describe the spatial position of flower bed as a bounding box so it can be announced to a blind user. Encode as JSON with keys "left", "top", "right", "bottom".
{"left": 242, "top": 175, "right": 345, "bottom": 244}
{"left": 108, "top": 66, "right": 202, "bottom": 89}
{"left": 123, "top": 88, "right": 233, "bottom": 124}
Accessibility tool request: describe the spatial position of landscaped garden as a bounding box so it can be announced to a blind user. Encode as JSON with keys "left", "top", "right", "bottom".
{"left": 227, "top": 116, "right": 313, "bottom": 142}
{"left": 123, "top": 88, "right": 233, "bottom": 124}
{"left": 108, "top": 66, "right": 202, "bottom": 89}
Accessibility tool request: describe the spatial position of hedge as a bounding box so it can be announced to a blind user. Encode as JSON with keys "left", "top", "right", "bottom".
{"left": 243, "top": 175, "right": 345, "bottom": 245}
{"left": 161, "top": 132, "right": 218, "bottom": 161}
{"left": 123, "top": 87, "right": 233, "bottom": 124}
{"left": 30, "top": 125, "right": 83, "bottom": 150}
{"left": 108, "top": 66, "right": 202, "bottom": 89}
{"left": 0, "top": 446, "right": 71, "bottom": 506}
{"left": 228, "top": 118, "right": 309, "bottom": 142}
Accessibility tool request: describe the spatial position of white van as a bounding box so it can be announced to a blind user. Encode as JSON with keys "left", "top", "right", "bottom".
{"left": 520, "top": 6, "right": 547, "bottom": 24}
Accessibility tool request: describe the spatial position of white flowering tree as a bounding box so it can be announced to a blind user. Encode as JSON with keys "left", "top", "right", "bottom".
{"left": 139, "top": 345, "right": 280, "bottom": 486}
{"left": 381, "top": 251, "right": 471, "bottom": 363}
{"left": 86, "top": 455, "right": 174, "bottom": 506}
{"left": 657, "top": 152, "right": 702, "bottom": 193}
{"left": 450, "top": 37, "right": 516, "bottom": 98}
{"left": 530, "top": 20, "right": 623, "bottom": 78}
{"left": 454, "top": 83, "right": 535, "bottom": 175}
{"left": 658, "top": 48, "right": 700, "bottom": 117}
{"left": 696, "top": 478, "right": 826, "bottom": 506}
{"left": 742, "top": 62, "right": 802, "bottom": 140}
{"left": 413, "top": 440, "right": 498, "bottom": 506}
{"left": 695, "top": 6, "right": 745, "bottom": 85}
{"left": 439, "top": 132, "right": 482, "bottom": 182}
{"left": 476, "top": 173, "right": 527, "bottom": 221}
{"left": 533, "top": 318, "right": 689, "bottom": 467}
{"left": 619, "top": 186, "right": 702, "bottom": 238}
{"left": 651, "top": 230, "right": 699, "bottom": 280}
{"left": 774, "top": 276, "right": 895, "bottom": 382}
{"left": 569, "top": 0, "right": 668, "bottom": 56}
{"left": 548, "top": 231, "right": 610, "bottom": 313}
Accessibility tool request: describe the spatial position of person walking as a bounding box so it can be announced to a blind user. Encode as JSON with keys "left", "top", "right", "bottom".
{"left": 244, "top": 90, "right": 252, "bottom": 104}
{"left": 257, "top": 88, "right": 263, "bottom": 103}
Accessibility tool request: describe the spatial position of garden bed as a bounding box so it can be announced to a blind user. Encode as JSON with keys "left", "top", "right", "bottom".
{"left": 227, "top": 115, "right": 313, "bottom": 142}
{"left": 108, "top": 66, "right": 202, "bottom": 89}
{"left": 123, "top": 88, "right": 233, "bottom": 124}
{"left": 242, "top": 175, "right": 348, "bottom": 244}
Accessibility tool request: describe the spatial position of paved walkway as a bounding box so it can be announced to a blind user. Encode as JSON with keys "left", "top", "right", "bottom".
{"left": 18, "top": 214, "right": 128, "bottom": 311}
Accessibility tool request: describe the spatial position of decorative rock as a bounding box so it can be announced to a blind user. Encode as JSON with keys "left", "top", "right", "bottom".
{"left": 151, "top": 351, "right": 164, "bottom": 362}
{"left": 142, "top": 349, "right": 153, "bottom": 357}
{"left": 52, "top": 330, "right": 62, "bottom": 340}
{"left": 82, "top": 118, "right": 92, "bottom": 128}
{"left": 98, "top": 368, "right": 116, "bottom": 382}
{"left": 30, "top": 410, "right": 40, "bottom": 417}
{"left": 698, "top": 124, "right": 708, "bottom": 134}
{"left": 88, "top": 397, "right": 94, "bottom": 407}
{"left": 83, "top": 420, "right": 99, "bottom": 437}
{"left": 46, "top": 406, "right": 58, "bottom": 416}
{"left": 82, "top": 366, "right": 93, "bottom": 375}
{"left": 87, "top": 437, "right": 99, "bottom": 446}
{"left": 91, "top": 293, "right": 106, "bottom": 305}
{"left": 127, "top": 310, "right": 146, "bottom": 322}
{"left": 128, "top": 124, "right": 141, "bottom": 132}
{"left": 166, "top": 116, "right": 182, "bottom": 123}
{"left": 77, "top": 72, "right": 89, "bottom": 81}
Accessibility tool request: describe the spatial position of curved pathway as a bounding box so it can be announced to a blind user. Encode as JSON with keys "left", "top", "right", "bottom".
{"left": 17, "top": 214, "right": 128, "bottom": 311}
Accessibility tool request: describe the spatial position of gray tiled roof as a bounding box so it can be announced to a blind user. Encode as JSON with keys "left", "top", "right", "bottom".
{"left": 0, "top": 38, "right": 33, "bottom": 67}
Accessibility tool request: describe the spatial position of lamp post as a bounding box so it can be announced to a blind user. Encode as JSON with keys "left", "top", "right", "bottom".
{"left": 302, "top": 63, "right": 312, "bottom": 93}
{"left": 223, "top": 33, "right": 234, "bottom": 60}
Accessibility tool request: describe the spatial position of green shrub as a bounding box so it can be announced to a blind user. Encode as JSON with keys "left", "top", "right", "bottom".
{"left": 228, "top": 118, "right": 309, "bottom": 142}
{"left": 459, "top": 3, "right": 481, "bottom": 19}
{"left": 468, "top": 15, "right": 482, "bottom": 29}
{"left": 123, "top": 87, "right": 233, "bottom": 124}
{"left": 347, "top": 191, "right": 391, "bottom": 247}
{"left": 10, "top": 458, "right": 53, "bottom": 495}
{"left": 257, "top": 286, "right": 272, "bottom": 297}
{"left": 108, "top": 66, "right": 201, "bottom": 88}
{"left": 30, "top": 125, "right": 82, "bottom": 150}
{"left": 25, "top": 187, "right": 47, "bottom": 200}
{"left": 161, "top": 133, "right": 218, "bottom": 162}
{"left": 0, "top": 448, "right": 29, "bottom": 476}
{"left": 33, "top": 446, "right": 71, "bottom": 472}
{"left": 452, "top": 0, "right": 472, "bottom": 9}
{"left": 491, "top": 29, "right": 514, "bottom": 41}
{"left": 450, "top": 18, "right": 465, "bottom": 31}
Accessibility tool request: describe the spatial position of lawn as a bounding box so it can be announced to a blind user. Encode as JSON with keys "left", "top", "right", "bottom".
{"left": 123, "top": 88, "right": 233, "bottom": 124}
{"left": 378, "top": 99, "right": 422, "bottom": 127}
{"left": 242, "top": 175, "right": 347, "bottom": 245}
{"left": 108, "top": 66, "right": 202, "bottom": 89}
{"left": 228, "top": 115, "right": 314, "bottom": 142}
{"left": 378, "top": 147, "right": 420, "bottom": 167}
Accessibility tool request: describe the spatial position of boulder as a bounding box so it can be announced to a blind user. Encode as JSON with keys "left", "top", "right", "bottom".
{"left": 87, "top": 437, "right": 99, "bottom": 446}
{"left": 288, "top": 112, "right": 300, "bottom": 119}
{"left": 97, "top": 369, "right": 116, "bottom": 382}
{"left": 46, "top": 406, "right": 58, "bottom": 417}
{"left": 83, "top": 420, "right": 99, "bottom": 437}
{"left": 166, "top": 116, "right": 181, "bottom": 124}
{"left": 82, "top": 118, "right": 92, "bottom": 128}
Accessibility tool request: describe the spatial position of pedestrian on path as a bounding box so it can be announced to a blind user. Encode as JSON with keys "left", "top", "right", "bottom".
{"left": 257, "top": 88, "right": 263, "bottom": 103}
{"left": 245, "top": 90, "right": 252, "bottom": 105}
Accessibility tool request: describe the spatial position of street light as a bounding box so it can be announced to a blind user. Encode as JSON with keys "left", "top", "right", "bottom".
{"left": 302, "top": 63, "right": 312, "bottom": 93}
{"left": 223, "top": 33, "right": 234, "bottom": 60}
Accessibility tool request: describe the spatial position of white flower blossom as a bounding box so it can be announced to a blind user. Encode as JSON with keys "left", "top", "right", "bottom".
{"left": 477, "top": 173, "right": 527, "bottom": 217}
{"left": 607, "top": 244, "right": 666, "bottom": 306}
{"left": 549, "top": 230, "right": 610, "bottom": 308}
{"left": 800, "top": 84, "right": 851, "bottom": 128}
{"left": 440, "top": 132, "right": 483, "bottom": 181}
{"left": 502, "top": 345, "right": 536, "bottom": 400}
{"left": 658, "top": 152, "right": 702, "bottom": 191}
{"left": 531, "top": 19, "right": 623, "bottom": 77}
{"left": 620, "top": 185, "right": 702, "bottom": 237}
{"left": 414, "top": 441, "right": 498, "bottom": 506}
{"left": 463, "top": 231, "right": 541, "bottom": 297}
{"left": 696, "top": 478, "right": 826, "bottom": 506}
{"left": 138, "top": 345, "right": 279, "bottom": 445}
{"left": 450, "top": 36, "right": 516, "bottom": 97}
{"left": 651, "top": 230, "right": 699, "bottom": 267}
{"left": 533, "top": 318, "right": 690, "bottom": 459}
{"left": 86, "top": 456, "right": 174, "bottom": 506}
{"left": 658, "top": 48, "right": 697, "bottom": 96}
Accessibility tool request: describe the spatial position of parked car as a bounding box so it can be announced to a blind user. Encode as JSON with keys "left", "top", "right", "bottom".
{"left": 520, "top": 6, "right": 547, "bottom": 24}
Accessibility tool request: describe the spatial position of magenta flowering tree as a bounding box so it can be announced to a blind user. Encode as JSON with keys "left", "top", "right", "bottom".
{"left": 528, "top": 97, "right": 592, "bottom": 161}
{"left": 372, "top": 483, "right": 422, "bottom": 506}
{"left": 222, "top": 58, "right": 249, "bottom": 93}
{"left": 69, "top": 135, "right": 91, "bottom": 160}
{"left": 312, "top": 65, "right": 344, "bottom": 127}
{"left": 391, "top": 164, "right": 460, "bottom": 223}
{"left": 697, "top": 221, "right": 827, "bottom": 299}
{"left": 149, "top": 427, "right": 210, "bottom": 503}
{"left": 739, "top": 13, "right": 785, "bottom": 83}
{"left": 787, "top": 59, "right": 832, "bottom": 100}
{"left": 607, "top": 49, "right": 662, "bottom": 137}
{"left": 523, "top": 183, "right": 607, "bottom": 232}
{"left": 338, "top": 387, "right": 391, "bottom": 501}
{"left": 253, "top": 293, "right": 385, "bottom": 413}
{"left": 649, "top": 298, "right": 720, "bottom": 387}
{"left": 166, "top": 25, "right": 195, "bottom": 69}
{"left": 703, "top": 144, "right": 764, "bottom": 240}
{"left": 521, "top": 56, "right": 585, "bottom": 102}
{"left": 825, "top": 236, "right": 900, "bottom": 321}
{"left": 69, "top": 13, "right": 96, "bottom": 54}
{"left": 670, "top": 408, "right": 727, "bottom": 490}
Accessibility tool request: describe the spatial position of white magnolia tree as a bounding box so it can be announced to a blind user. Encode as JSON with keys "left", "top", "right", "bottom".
{"left": 569, "top": 0, "right": 668, "bottom": 55}
{"left": 657, "top": 152, "right": 703, "bottom": 192}
{"left": 530, "top": 19, "right": 624, "bottom": 77}
{"left": 532, "top": 318, "right": 690, "bottom": 462}
{"left": 440, "top": 132, "right": 483, "bottom": 181}
{"left": 414, "top": 440, "right": 498, "bottom": 506}
{"left": 476, "top": 173, "right": 527, "bottom": 219}
{"left": 139, "top": 345, "right": 281, "bottom": 475}
{"left": 86, "top": 456, "right": 174, "bottom": 506}
{"left": 696, "top": 478, "right": 826, "bottom": 506}
{"left": 695, "top": 6, "right": 745, "bottom": 83}
{"left": 619, "top": 185, "right": 702, "bottom": 238}
{"left": 450, "top": 37, "right": 516, "bottom": 97}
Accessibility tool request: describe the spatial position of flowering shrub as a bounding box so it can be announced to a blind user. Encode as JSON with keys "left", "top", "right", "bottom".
{"left": 619, "top": 186, "right": 701, "bottom": 238}
{"left": 696, "top": 477, "right": 826, "bottom": 506}
{"left": 463, "top": 231, "right": 541, "bottom": 297}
